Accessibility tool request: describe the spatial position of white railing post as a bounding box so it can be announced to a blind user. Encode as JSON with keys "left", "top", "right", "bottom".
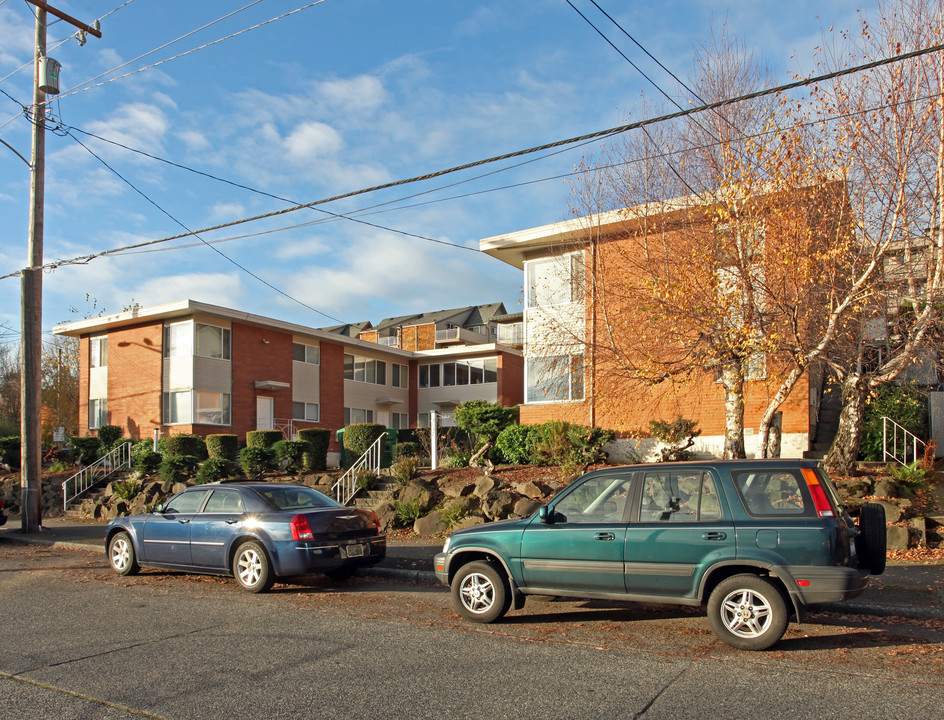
{"left": 431, "top": 410, "right": 438, "bottom": 470}
{"left": 61, "top": 441, "right": 133, "bottom": 511}
{"left": 331, "top": 433, "right": 385, "bottom": 506}
{"left": 881, "top": 416, "right": 926, "bottom": 468}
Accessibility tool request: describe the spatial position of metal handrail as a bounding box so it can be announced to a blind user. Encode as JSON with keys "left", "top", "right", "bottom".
{"left": 62, "top": 441, "right": 133, "bottom": 511}
{"left": 332, "top": 433, "right": 384, "bottom": 506}
{"left": 882, "top": 416, "right": 926, "bottom": 467}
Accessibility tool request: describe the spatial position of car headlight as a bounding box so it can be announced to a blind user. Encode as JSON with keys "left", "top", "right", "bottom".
{"left": 442, "top": 537, "right": 451, "bottom": 554}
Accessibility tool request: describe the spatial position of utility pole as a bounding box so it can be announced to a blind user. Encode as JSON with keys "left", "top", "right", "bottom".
{"left": 20, "top": 1, "right": 100, "bottom": 533}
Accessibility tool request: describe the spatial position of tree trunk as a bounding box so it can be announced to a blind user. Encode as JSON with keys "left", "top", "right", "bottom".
{"left": 823, "top": 374, "right": 869, "bottom": 475}
{"left": 468, "top": 441, "right": 494, "bottom": 476}
{"left": 766, "top": 411, "right": 783, "bottom": 458}
{"left": 721, "top": 363, "right": 746, "bottom": 459}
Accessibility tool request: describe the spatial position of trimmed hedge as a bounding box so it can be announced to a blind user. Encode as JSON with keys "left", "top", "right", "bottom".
{"left": 246, "top": 430, "right": 283, "bottom": 448}
{"left": 206, "top": 434, "right": 239, "bottom": 461}
{"left": 160, "top": 455, "right": 200, "bottom": 484}
{"left": 69, "top": 436, "right": 101, "bottom": 466}
{"left": 239, "top": 445, "right": 273, "bottom": 478}
{"left": 495, "top": 423, "right": 533, "bottom": 465}
{"left": 342, "top": 423, "right": 387, "bottom": 467}
{"left": 0, "top": 436, "right": 20, "bottom": 468}
{"left": 163, "top": 434, "right": 209, "bottom": 460}
{"left": 272, "top": 439, "right": 311, "bottom": 472}
{"left": 195, "top": 457, "right": 240, "bottom": 484}
{"left": 297, "top": 428, "right": 330, "bottom": 471}
{"left": 96, "top": 425, "right": 124, "bottom": 450}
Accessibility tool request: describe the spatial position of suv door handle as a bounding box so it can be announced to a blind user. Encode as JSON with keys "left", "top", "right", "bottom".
{"left": 594, "top": 532, "right": 616, "bottom": 541}
{"left": 702, "top": 531, "right": 726, "bottom": 541}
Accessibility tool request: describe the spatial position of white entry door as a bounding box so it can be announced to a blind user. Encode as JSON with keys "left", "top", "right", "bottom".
{"left": 256, "top": 396, "right": 274, "bottom": 430}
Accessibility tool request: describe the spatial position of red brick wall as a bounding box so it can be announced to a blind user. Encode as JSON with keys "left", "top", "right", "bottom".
{"left": 497, "top": 352, "right": 524, "bottom": 408}
{"left": 319, "top": 340, "right": 345, "bottom": 451}
{"left": 78, "top": 337, "right": 89, "bottom": 436}
{"left": 230, "top": 322, "right": 292, "bottom": 439}
{"left": 105, "top": 322, "right": 164, "bottom": 440}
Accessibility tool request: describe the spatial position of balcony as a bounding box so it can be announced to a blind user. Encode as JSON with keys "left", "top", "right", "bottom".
{"left": 377, "top": 335, "right": 400, "bottom": 348}
{"left": 435, "top": 327, "right": 489, "bottom": 346}
{"left": 496, "top": 322, "right": 523, "bottom": 347}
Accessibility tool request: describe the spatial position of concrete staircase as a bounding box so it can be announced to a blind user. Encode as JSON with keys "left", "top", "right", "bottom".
{"left": 804, "top": 383, "right": 842, "bottom": 460}
{"left": 350, "top": 477, "right": 399, "bottom": 510}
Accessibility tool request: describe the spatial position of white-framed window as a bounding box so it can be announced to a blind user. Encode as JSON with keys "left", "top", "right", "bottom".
{"left": 392, "top": 363, "right": 408, "bottom": 388}
{"left": 391, "top": 412, "right": 409, "bottom": 429}
{"left": 88, "top": 398, "right": 107, "bottom": 429}
{"left": 195, "top": 323, "right": 230, "bottom": 360}
{"left": 419, "top": 359, "right": 497, "bottom": 388}
{"left": 195, "top": 391, "right": 231, "bottom": 425}
{"left": 293, "top": 402, "right": 320, "bottom": 422}
{"left": 293, "top": 343, "right": 320, "bottom": 364}
{"left": 526, "top": 354, "right": 584, "bottom": 403}
{"left": 163, "top": 322, "right": 193, "bottom": 358}
{"left": 344, "top": 354, "right": 386, "bottom": 385}
{"left": 163, "top": 390, "right": 192, "bottom": 424}
{"left": 89, "top": 336, "right": 107, "bottom": 368}
{"left": 526, "top": 252, "right": 584, "bottom": 308}
{"left": 344, "top": 407, "right": 375, "bottom": 425}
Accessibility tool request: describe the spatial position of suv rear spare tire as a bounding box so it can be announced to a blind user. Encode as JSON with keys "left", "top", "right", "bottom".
{"left": 856, "top": 502, "right": 887, "bottom": 576}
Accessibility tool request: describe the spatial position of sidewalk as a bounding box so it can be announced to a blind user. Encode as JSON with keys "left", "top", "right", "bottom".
{"left": 2, "top": 517, "right": 942, "bottom": 620}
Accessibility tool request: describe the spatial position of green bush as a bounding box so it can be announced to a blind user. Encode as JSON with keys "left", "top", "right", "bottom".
{"left": 246, "top": 430, "right": 283, "bottom": 449}
{"left": 440, "top": 502, "right": 469, "bottom": 528}
{"left": 272, "top": 439, "right": 311, "bottom": 472}
{"left": 495, "top": 424, "right": 532, "bottom": 465}
{"left": 391, "top": 455, "right": 421, "bottom": 488}
{"left": 394, "top": 441, "right": 422, "bottom": 459}
{"left": 160, "top": 455, "right": 200, "bottom": 484}
{"left": 195, "top": 457, "right": 241, "bottom": 484}
{"left": 393, "top": 497, "right": 425, "bottom": 526}
{"left": 567, "top": 425, "right": 615, "bottom": 468}
{"left": 206, "top": 434, "right": 239, "bottom": 461}
{"left": 886, "top": 461, "right": 935, "bottom": 491}
{"left": 342, "top": 424, "right": 387, "bottom": 467}
{"left": 454, "top": 400, "right": 518, "bottom": 468}
{"left": 96, "top": 425, "right": 124, "bottom": 450}
{"left": 354, "top": 467, "right": 377, "bottom": 492}
{"left": 297, "top": 428, "right": 330, "bottom": 471}
{"left": 649, "top": 416, "right": 701, "bottom": 462}
{"left": 239, "top": 445, "right": 273, "bottom": 478}
{"left": 69, "top": 436, "right": 102, "bottom": 466}
{"left": 164, "top": 434, "right": 209, "bottom": 460}
{"left": 112, "top": 478, "right": 142, "bottom": 501}
{"left": 135, "top": 451, "right": 162, "bottom": 475}
{"left": 528, "top": 421, "right": 573, "bottom": 466}
{"left": 861, "top": 384, "right": 928, "bottom": 461}
{"left": 0, "top": 436, "right": 20, "bottom": 468}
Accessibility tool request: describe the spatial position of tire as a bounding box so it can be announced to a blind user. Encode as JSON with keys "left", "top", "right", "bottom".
{"left": 707, "top": 574, "right": 788, "bottom": 651}
{"left": 232, "top": 541, "right": 274, "bottom": 593}
{"left": 324, "top": 566, "right": 357, "bottom": 581}
{"left": 108, "top": 531, "right": 140, "bottom": 576}
{"left": 856, "top": 502, "right": 887, "bottom": 576}
{"left": 451, "top": 560, "right": 510, "bottom": 624}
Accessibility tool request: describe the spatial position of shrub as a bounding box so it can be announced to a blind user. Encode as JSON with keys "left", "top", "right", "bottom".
{"left": 164, "top": 434, "right": 209, "bottom": 460}
{"left": 239, "top": 445, "right": 273, "bottom": 478}
{"left": 69, "top": 436, "right": 102, "bottom": 466}
{"left": 528, "top": 421, "right": 573, "bottom": 466}
{"left": 135, "top": 451, "right": 163, "bottom": 475}
{"left": 649, "top": 416, "right": 701, "bottom": 462}
{"left": 353, "top": 467, "right": 377, "bottom": 492}
{"left": 112, "top": 478, "right": 142, "bottom": 501}
{"left": 0, "top": 436, "right": 20, "bottom": 468}
{"left": 342, "top": 423, "right": 387, "bottom": 467}
{"left": 391, "top": 455, "right": 421, "bottom": 488}
{"left": 567, "top": 425, "right": 615, "bottom": 469}
{"left": 206, "top": 434, "right": 239, "bottom": 461}
{"left": 439, "top": 502, "right": 468, "bottom": 528}
{"left": 886, "top": 461, "right": 935, "bottom": 492}
{"left": 246, "top": 430, "right": 283, "bottom": 449}
{"left": 195, "top": 457, "right": 241, "bottom": 484}
{"left": 393, "top": 497, "right": 425, "bottom": 526}
{"left": 272, "top": 439, "right": 311, "bottom": 472}
{"left": 96, "top": 425, "right": 124, "bottom": 450}
{"left": 394, "top": 441, "right": 422, "bottom": 459}
{"left": 297, "top": 428, "right": 330, "bottom": 471}
{"left": 160, "top": 455, "right": 200, "bottom": 484}
{"left": 454, "top": 400, "right": 518, "bottom": 469}
{"left": 861, "top": 384, "right": 928, "bottom": 461}
{"left": 495, "top": 424, "right": 532, "bottom": 465}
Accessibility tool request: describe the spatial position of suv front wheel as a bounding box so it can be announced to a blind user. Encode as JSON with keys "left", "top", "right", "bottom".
{"left": 451, "top": 561, "right": 511, "bottom": 623}
{"left": 707, "top": 574, "right": 788, "bottom": 650}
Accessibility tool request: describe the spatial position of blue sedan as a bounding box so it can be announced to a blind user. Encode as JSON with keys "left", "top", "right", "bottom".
{"left": 105, "top": 482, "right": 386, "bottom": 592}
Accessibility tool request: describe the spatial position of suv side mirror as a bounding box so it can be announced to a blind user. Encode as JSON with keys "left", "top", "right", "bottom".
{"left": 540, "top": 506, "right": 564, "bottom": 524}
{"left": 152, "top": 503, "right": 164, "bottom": 514}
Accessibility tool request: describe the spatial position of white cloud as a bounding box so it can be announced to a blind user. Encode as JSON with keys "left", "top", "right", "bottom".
{"left": 86, "top": 103, "right": 170, "bottom": 157}
{"left": 133, "top": 272, "right": 244, "bottom": 308}
{"left": 177, "top": 129, "right": 210, "bottom": 151}
{"left": 316, "top": 75, "right": 386, "bottom": 113}
{"left": 209, "top": 202, "right": 245, "bottom": 221}
{"left": 284, "top": 121, "right": 344, "bottom": 162}
{"left": 0, "top": 7, "right": 35, "bottom": 66}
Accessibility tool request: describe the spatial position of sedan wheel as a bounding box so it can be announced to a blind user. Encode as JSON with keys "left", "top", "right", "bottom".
{"left": 707, "top": 574, "right": 788, "bottom": 650}
{"left": 108, "top": 531, "right": 140, "bottom": 576}
{"left": 451, "top": 561, "right": 510, "bottom": 623}
{"left": 232, "top": 541, "right": 274, "bottom": 593}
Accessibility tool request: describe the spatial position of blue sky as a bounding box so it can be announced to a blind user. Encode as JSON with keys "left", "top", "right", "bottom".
{"left": 0, "top": 0, "right": 875, "bottom": 344}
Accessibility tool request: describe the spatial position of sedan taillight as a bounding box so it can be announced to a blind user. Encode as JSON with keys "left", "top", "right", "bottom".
{"left": 290, "top": 514, "right": 314, "bottom": 541}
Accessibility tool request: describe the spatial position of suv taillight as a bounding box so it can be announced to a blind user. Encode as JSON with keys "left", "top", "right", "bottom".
{"left": 290, "top": 514, "right": 314, "bottom": 540}
{"left": 802, "top": 468, "right": 834, "bottom": 518}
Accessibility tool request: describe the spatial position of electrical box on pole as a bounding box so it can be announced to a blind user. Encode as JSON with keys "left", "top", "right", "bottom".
{"left": 38, "top": 57, "right": 60, "bottom": 94}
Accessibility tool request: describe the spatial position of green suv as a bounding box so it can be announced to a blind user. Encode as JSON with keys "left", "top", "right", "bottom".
{"left": 434, "top": 459, "right": 886, "bottom": 650}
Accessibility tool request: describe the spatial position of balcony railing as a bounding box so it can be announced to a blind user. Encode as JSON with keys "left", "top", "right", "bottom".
{"left": 497, "top": 322, "right": 523, "bottom": 346}
{"left": 377, "top": 335, "right": 400, "bottom": 348}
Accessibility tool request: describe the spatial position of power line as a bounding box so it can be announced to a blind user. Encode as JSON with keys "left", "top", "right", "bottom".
{"left": 3, "top": 39, "right": 944, "bottom": 279}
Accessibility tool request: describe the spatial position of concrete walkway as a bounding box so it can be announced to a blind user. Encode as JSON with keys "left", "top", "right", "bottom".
{"left": 3, "top": 516, "right": 942, "bottom": 620}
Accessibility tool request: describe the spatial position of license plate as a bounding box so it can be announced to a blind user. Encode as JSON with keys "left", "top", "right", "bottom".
{"left": 345, "top": 543, "right": 365, "bottom": 558}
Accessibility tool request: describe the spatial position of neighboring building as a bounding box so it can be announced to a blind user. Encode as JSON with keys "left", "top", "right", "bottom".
{"left": 347, "top": 303, "right": 507, "bottom": 351}
{"left": 54, "top": 300, "right": 523, "bottom": 465}
{"left": 480, "top": 189, "right": 847, "bottom": 461}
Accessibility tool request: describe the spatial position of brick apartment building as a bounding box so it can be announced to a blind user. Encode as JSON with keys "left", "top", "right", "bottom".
{"left": 54, "top": 300, "right": 523, "bottom": 464}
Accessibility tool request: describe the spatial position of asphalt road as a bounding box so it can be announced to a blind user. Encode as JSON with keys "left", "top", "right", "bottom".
{"left": 2, "top": 543, "right": 943, "bottom": 720}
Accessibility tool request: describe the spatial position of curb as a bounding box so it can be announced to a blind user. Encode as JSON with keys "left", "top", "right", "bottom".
{"left": 816, "top": 600, "right": 944, "bottom": 622}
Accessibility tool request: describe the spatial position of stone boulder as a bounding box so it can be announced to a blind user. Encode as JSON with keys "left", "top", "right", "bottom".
{"left": 871, "top": 499, "right": 902, "bottom": 523}
{"left": 886, "top": 524, "right": 909, "bottom": 551}
{"left": 513, "top": 498, "right": 542, "bottom": 518}
{"left": 474, "top": 475, "right": 497, "bottom": 498}
{"left": 399, "top": 477, "right": 439, "bottom": 514}
{"left": 512, "top": 481, "right": 545, "bottom": 499}
{"left": 452, "top": 515, "right": 487, "bottom": 530}
{"left": 442, "top": 482, "right": 475, "bottom": 499}
{"left": 481, "top": 490, "right": 516, "bottom": 521}
{"left": 374, "top": 501, "right": 399, "bottom": 532}
{"left": 414, "top": 511, "right": 446, "bottom": 536}
{"left": 873, "top": 478, "right": 899, "bottom": 499}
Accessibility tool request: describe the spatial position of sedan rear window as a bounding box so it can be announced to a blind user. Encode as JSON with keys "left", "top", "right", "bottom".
{"left": 255, "top": 486, "right": 339, "bottom": 511}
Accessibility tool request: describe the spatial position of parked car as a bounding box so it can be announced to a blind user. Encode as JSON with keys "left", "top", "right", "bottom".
{"left": 105, "top": 482, "right": 385, "bottom": 592}
{"left": 434, "top": 459, "right": 886, "bottom": 650}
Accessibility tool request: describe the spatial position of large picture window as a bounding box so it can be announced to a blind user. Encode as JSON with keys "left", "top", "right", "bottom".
{"left": 88, "top": 398, "right": 107, "bottom": 429}
{"left": 163, "top": 390, "right": 192, "bottom": 424}
{"left": 344, "top": 407, "right": 374, "bottom": 425}
{"left": 195, "top": 391, "right": 231, "bottom": 425}
{"left": 526, "top": 253, "right": 584, "bottom": 308}
{"left": 344, "top": 354, "right": 387, "bottom": 385}
{"left": 526, "top": 354, "right": 584, "bottom": 403}
{"left": 195, "top": 323, "right": 230, "bottom": 360}
{"left": 89, "top": 336, "right": 107, "bottom": 368}
{"left": 293, "top": 402, "right": 320, "bottom": 422}
{"left": 419, "top": 359, "right": 497, "bottom": 388}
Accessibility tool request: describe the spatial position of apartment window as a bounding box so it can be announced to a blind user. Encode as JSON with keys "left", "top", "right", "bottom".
{"left": 344, "top": 407, "right": 374, "bottom": 425}
{"left": 89, "top": 336, "right": 107, "bottom": 368}
{"left": 293, "top": 402, "right": 320, "bottom": 422}
{"left": 391, "top": 412, "right": 409, "bottom": 429}
{"left": 195, "top": 391, "right": 231, "bottom": 425}
{"left": 163, "top": 390, "right": 192, "bottom": 424}
{"left": 392, "top": 363, "right": 408, "bottom": 388}
{"left": 419, "top": 359, "right": 497, "bottom": 388}
{"left": 526, "top": 355, "right": 584, "bottom": 403}
{"left": 195, "top": 323, "right": 230, "bottom": 360}
{"left": 293, "top": 343, "right": 320, "bottom": 364}
{"left": 419, "top": 363, "right": 440, "bottom": 388}
{"left": 344, "top": 354, "right": 386, "bottom": 385}
{"left": 88, "top": 398, "right": 107, "bottom": 429}
{"left": 163, "top": 322, "right": 193, "bottom": 358}
{"left": 526, "top": 252, "right": 584, "bottom": 308}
